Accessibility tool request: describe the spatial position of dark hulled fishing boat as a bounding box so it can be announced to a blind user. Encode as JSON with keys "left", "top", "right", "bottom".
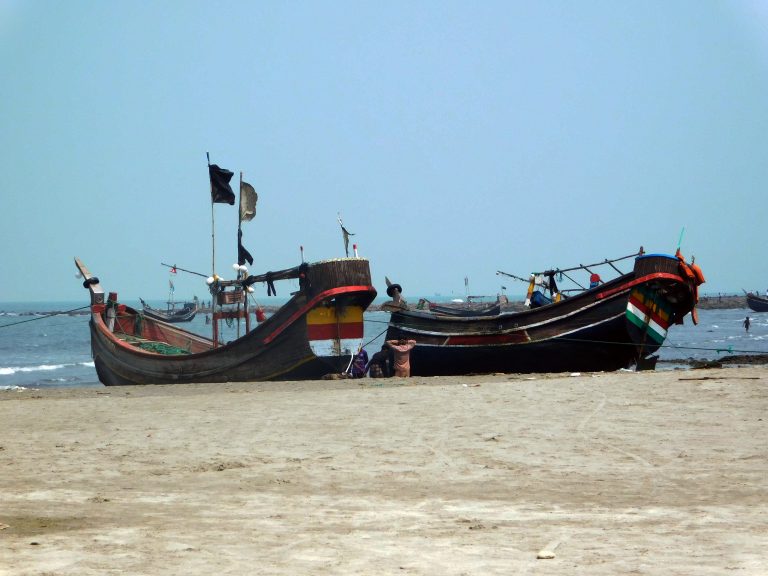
{"left": 384, "top": 251, "right": 705, "bottom": 375}
{"left": 746, "top": 292, "right": 768, "bottom": 312}
{"left": 75, "top": 156, "right": 378, "bottom": 385}
{"left": 416, "top": 299, "right": 503, "bottom": 317}
{"left": 140, "top": 298, "right": 198, "bottom": 323}
{"left": 76, "top": 257, "right": 376, "bottom": 385}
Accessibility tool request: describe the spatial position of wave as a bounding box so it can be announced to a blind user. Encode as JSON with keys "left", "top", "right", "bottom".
{"left": 0, "top": 361, "right": 94, "bottom": 376}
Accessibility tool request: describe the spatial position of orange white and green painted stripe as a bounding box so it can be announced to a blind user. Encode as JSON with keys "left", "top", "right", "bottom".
{"left": 626, "top": 286, "right": 672, "bottom": 344}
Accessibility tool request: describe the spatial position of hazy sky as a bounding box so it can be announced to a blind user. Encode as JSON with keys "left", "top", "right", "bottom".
{"left": 2, "top": 1, "right": 767, "bottom": 303}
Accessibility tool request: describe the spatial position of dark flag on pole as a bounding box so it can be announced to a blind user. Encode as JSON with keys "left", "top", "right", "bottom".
{"left": 209, "top": 164, "right": 236, "bottom": 205}
{"left": 238, "top": 229, "right": 253, "bottom": 266}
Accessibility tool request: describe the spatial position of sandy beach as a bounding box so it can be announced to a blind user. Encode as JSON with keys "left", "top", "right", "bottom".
{"left": 1, "top": 367, "right": 766, "bottom": 575}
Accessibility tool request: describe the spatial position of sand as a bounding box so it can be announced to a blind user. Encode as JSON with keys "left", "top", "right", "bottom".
{"left": 1, "top": 367, "right": 766, "bottom": 575}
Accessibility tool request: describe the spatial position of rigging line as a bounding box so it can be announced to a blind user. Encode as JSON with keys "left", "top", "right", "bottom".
{"left": 0, "top": 305, "right": 91, "bottom": 329}
{"left": 361, "top": 327, "right": 390, "bottom": 349}
{"left": 553, "top": 336, "right": 766, "bottom": 355}
{"left": 534, "top": 250, "right": 643, "bottom": 276}
{"left": 363, "top": 317, "right": 392, "bottom": 325}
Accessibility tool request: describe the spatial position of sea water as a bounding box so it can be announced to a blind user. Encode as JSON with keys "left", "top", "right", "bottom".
{"left": 0, "top": 301, "right": 765, "bottom": 390}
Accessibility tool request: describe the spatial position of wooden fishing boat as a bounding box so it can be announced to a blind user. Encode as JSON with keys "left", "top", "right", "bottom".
{"left": 384, "top": 251, "right": 705, "bottom": 375}
{"left": 75, "top": 257, "right": 377, "bottom": 385}
{"left": 140, "top": 298, "right": 198, "bottom": 323}
{"left": 746, "top": 292, "right": 768, "bottom": 312}
{"left": 417, "top": 299, "right": 503, "bottom": 317}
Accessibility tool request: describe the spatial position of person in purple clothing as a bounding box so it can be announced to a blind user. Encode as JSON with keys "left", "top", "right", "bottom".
{"left": 349, "top": 348, "right": 369, "bottom": 378}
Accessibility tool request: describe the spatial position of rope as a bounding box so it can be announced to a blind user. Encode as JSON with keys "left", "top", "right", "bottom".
{"left": 535, "top": 336, "right": 767, "bottom": 356}
{"left": 361, "top": 327, "right": 389, "bottom": 349}
{"left": 0, "top": 305, "right": 91, "bottom": 329}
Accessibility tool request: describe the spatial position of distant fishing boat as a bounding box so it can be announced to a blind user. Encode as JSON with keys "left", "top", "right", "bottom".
{"left": 140, "top": 297, "right": 198, "bottom": 323}
{"left": 416, "top": 298, "right": 504, "bottom": 317}
{"left": 383, "top": 249, "right": 705, "bottom": 375}
{"left": 745, "top": 292, "right": 768, "bottom": 312}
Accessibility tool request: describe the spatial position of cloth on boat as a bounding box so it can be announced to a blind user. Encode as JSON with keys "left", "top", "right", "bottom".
{"left": 209, "top": 164, "right": 235, "bottom": 205}
{"left": 238, "top": 229, "right": 253, "bottom": 266}
{"left": 386, "top": 339, "right": 416, "bottom": 377}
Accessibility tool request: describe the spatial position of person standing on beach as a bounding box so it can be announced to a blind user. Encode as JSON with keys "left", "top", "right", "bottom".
{"left": 386, "top": 338, "right": 417, "bottom": 377}
{"left": 743, "top": 316, "right": 751, "bottom": 332}
{"left": 349, "top": 347, "right": 369, "bottom": 378}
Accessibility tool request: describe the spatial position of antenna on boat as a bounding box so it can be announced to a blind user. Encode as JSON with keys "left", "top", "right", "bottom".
{"left": 677, "top": 227, "right": 686, "bottom": 251}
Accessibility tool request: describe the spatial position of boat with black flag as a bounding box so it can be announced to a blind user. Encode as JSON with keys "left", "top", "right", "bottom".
{"left": 75, "top": 157, "right": 376, "bottom": 385}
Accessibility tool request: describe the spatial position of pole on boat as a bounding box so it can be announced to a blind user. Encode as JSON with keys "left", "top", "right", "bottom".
{"left": 207, "top": 152, "right": 216, "bottom": 279}
{"left": 207, "top": 152, "right": 218, "bottom": 348}
{"left": 238, "top": 171, "right": 251, "bottom": 335}
{"left": 160, "top": 263, "right": 208, "bottom": 278}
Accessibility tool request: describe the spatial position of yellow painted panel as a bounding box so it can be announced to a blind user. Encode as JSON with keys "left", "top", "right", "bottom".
{"left": 306, "top": 305, "right": 363, "bottom": 326}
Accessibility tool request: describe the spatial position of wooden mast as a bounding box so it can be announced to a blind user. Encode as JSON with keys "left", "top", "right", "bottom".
{"left": 239, "top": 171, "right": 251, "bottom": 335}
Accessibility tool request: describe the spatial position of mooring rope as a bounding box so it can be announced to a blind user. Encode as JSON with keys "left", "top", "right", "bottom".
{"left": 361, "top": 327, "right": 389, "bottom": 349}
{"left": 0, "top": 305, "right": 91, "bottom": 329}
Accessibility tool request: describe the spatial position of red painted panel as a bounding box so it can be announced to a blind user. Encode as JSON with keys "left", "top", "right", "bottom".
{"left": 307, "top": 322, "right": 364, "bottom": 341}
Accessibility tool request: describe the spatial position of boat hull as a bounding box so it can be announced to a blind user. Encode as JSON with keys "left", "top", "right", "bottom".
{"left": 386, "top": 254, "right": 702, "bottom": 376}
{"left": 78, "top": 258, "right": 377, "bottom": 385}
{"left": 746, "top": 293, "right": 768, "bottom": 312}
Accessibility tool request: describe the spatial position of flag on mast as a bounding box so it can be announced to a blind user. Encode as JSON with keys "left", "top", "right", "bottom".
{"left": 238, "top": 229, "right": 253, "bottom": 266}
{"left": 240, "top": 181, "right": 258, "bottom": 222}
{"left": 209, "top": 164, "right": 235, "bottom": 204}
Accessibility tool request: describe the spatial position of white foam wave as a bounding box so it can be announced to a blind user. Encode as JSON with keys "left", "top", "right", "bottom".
{"left": 0, "top": 364, "right": 69, "bottom": 376}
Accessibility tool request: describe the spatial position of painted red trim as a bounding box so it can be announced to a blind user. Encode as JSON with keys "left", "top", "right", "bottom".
{"left": 307, "top": 322, "right": 364, "bottom": 341}
{"left": 263, "top": 285, "right": 376, "bottom": 345}
{"left": 596, "top": 272, "right": 684, "bottom": 300}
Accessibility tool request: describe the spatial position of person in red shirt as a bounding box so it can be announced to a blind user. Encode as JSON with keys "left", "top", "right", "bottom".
{"left": 386, "top": 338, "right": 417, "bottom": 377}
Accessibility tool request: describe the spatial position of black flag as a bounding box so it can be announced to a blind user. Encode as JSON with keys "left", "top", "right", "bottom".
{"left": 238, "top": 229, "right": 253, "bottom": 266}
{"left": 209, "top": 164, "right": 235, "bottom": 205}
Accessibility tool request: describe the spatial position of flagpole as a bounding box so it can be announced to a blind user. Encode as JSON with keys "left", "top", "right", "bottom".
{"left": 239, "top": 171, "right": 247, "bottom": 335}
{"left": 207, "top": 152, "right": 218, "bottom": 348}
{"left": 207, "top": 152, "right": 215, "bottom": 278}
{"left": 238, "top": 172, "right": 243, "bottom": 263}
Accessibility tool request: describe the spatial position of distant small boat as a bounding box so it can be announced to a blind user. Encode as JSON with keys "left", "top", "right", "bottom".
{"left": 746, "top": 292, "right": 768, "bottom": 312}
{"left": 417, "top": 298, "right": 503, "bottom": 317}
{"left": 140, "top": 298, "right": 198, "bottom": 323}
{"left": 382, "top": 250, "right": 705, "bottom": 375}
